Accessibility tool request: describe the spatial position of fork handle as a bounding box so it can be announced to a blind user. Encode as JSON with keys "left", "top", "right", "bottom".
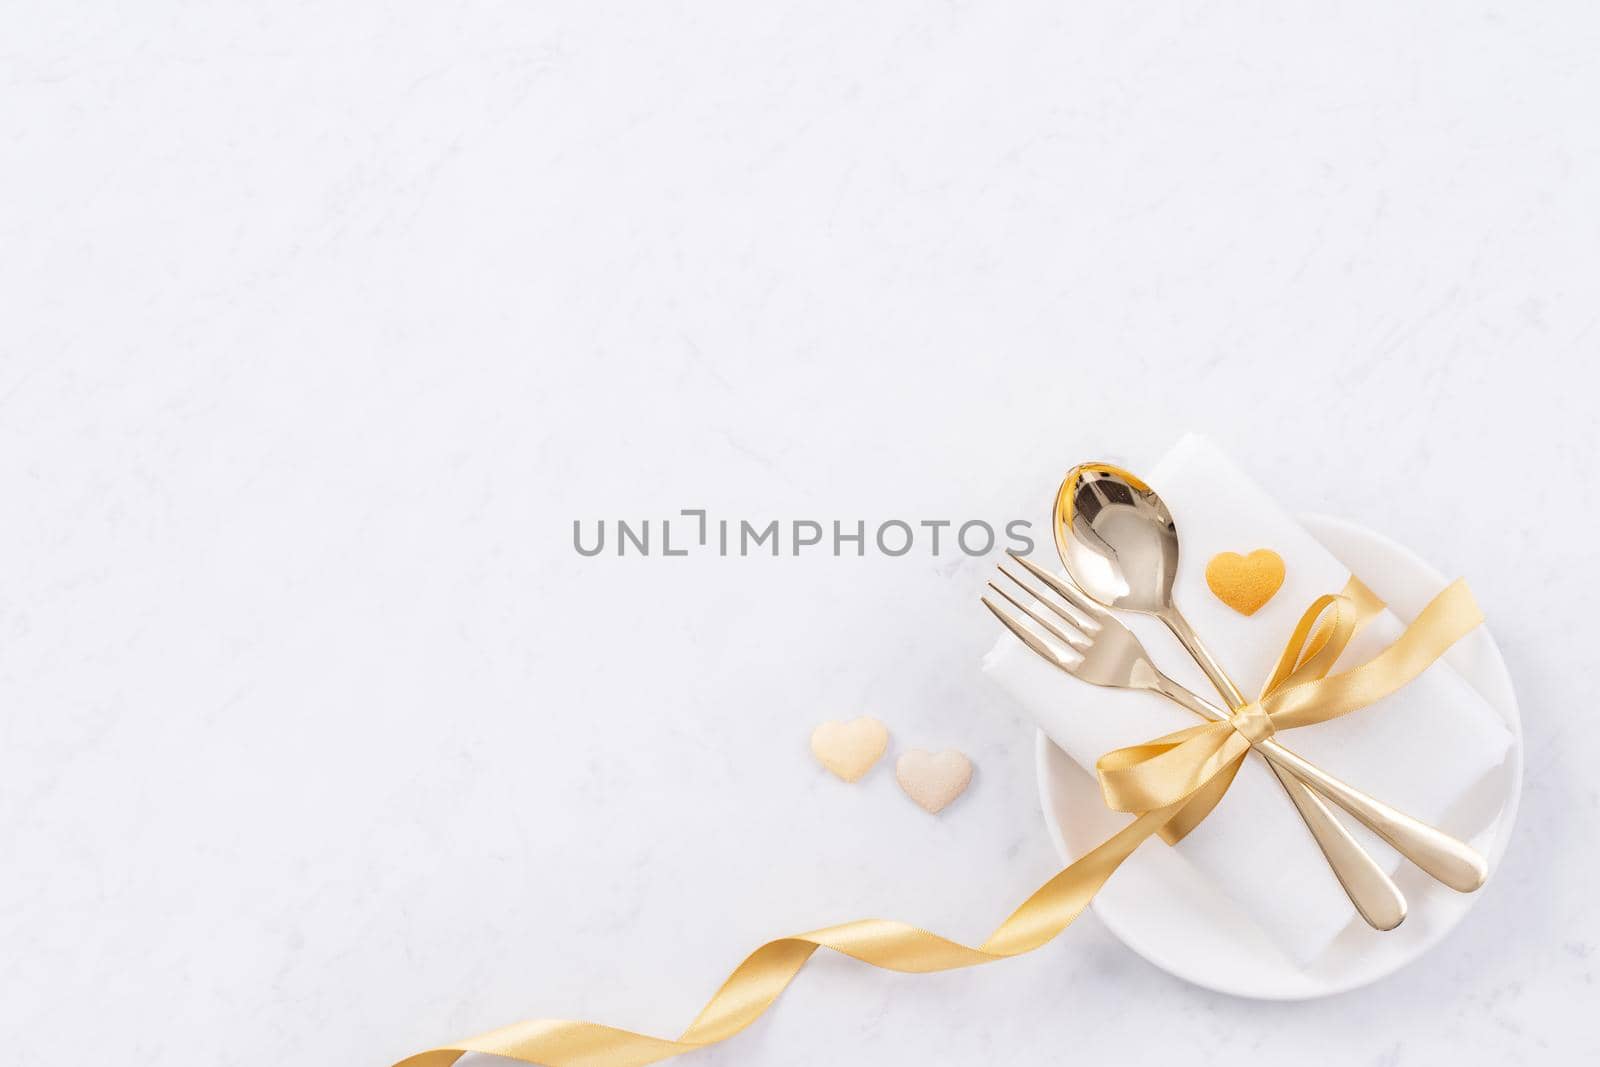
{"left": 1158, "top": 607, "right": 1249, "bottom": 708}
{"left": 1257, "top": 740, "right": 1488, "bottom": 893}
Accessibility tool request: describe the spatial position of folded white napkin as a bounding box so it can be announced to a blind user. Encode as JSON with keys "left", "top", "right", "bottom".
{"left": 984, "top": 434, "right": 1513, "bottom": 967}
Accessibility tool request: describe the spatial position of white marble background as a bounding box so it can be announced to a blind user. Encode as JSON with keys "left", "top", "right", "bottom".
{"left": 3, "top": 3, "right": 1597, "bottom": 1065}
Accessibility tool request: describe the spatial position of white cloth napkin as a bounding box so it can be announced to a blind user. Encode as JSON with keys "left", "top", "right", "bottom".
{"left": 983, "top": 434, "right": 1513, "bottom": 967}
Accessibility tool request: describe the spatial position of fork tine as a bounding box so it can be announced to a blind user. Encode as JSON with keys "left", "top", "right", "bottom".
{"left": 1006, "top": 552, "right": 1103, "bottom": 620}
{"left": 986, "top": 581, "right": 1089, "bottom": 652}
{"left": 981, "top": 596, "right": 1079, "bottom": 672}
{"left": 996, "top": 560, "right": 1100, "bottom": 634}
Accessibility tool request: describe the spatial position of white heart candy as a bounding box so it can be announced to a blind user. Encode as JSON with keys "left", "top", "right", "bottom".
{"left": 810, "top": 717, "right": 889, "bottom": 782}
{"left": 895, "top": 749, "right": 973, "bottom": 814}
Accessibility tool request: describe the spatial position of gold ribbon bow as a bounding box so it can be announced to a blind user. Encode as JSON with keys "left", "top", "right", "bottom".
{"left": 394, "top": 579, "right": 1484, "bottom": 1067}
{"left": 1096, "top": 578, "right": 1481, "bottom": 843}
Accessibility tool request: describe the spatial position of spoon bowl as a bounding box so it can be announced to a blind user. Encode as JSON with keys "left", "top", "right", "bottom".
{"left": 1052, "top": 463, "right": 1181, "bottom": 615}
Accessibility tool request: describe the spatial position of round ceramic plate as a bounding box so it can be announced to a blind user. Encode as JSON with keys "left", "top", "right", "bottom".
{"left": 1036, "top": 513, "right": 1523, "bottom": 999}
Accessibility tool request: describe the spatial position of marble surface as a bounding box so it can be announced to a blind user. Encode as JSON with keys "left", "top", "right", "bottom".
{"left": 2, "top": 4, "right": 1597, "bottom": 1065}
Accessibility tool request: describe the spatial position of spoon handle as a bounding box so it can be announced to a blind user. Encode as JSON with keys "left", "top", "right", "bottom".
{"left": 1158, "top": 608, "right": 1248, "bottom": 708}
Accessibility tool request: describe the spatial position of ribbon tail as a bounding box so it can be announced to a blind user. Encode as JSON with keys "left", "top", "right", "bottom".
{"left": 394, "top": 579, "right": 1488, "bottom": 1067}
{"left": 393, "top": 807, "right": 1178, "bottom": 1067}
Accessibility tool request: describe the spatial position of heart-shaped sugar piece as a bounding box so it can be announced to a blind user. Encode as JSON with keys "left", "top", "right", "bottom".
{"left": 1204, "top": 548, "right": 1286, "bottom": 616}
{"left": 895, "top": 749, "right": 973, "bottom": 814}
{"left": 810, "top": 717, "right": 889, "bottom": 782}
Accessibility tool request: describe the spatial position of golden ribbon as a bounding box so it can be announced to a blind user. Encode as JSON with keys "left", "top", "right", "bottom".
{"left": 395, "top": 578, "right": 1483, "bottom": 1067}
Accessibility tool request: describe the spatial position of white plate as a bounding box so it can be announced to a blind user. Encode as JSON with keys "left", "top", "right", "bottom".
{"left": 1036, "top": 513, "right": 1523, "bottom": 999}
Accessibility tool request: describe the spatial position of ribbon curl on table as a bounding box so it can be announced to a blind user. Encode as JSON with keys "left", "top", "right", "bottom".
{"left": 395, "top": 578, "right": 1483, "bottom": 1067}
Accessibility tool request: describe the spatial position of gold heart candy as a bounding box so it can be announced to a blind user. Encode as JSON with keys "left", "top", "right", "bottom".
{"left": 1205, "top": 548, "right": 1286, "bottom": 616}
{"left": 810, "top": 717, "right": 889, "bottom": 782}
{"left": 895, "top": 749, "right": 973, "bottom": 814}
